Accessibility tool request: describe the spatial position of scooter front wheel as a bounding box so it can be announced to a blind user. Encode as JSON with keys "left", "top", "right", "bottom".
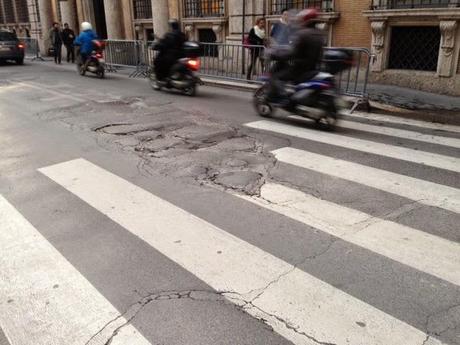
{"left": 77, "top": 64, "right": 86, "bottom": 76}
{"left": 253, "top": 86, "right": 274, "bottom": 117}
{"left": 316, "top": 113, "right": 337, "bottom": 130}
{"left": 147, "top": 69, "right": 162, "bottom": 91}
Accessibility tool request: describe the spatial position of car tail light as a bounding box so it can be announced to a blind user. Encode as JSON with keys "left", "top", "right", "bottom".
{"left": 187, "top": 59, "right": 200, "bottom": 71}
{"left": 17, "top": 43, "right": 25, "bottom": 49}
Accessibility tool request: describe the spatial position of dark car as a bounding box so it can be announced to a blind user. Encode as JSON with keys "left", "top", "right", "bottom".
{"left": 0, "top": 31, "right": 25, "bottom": 65}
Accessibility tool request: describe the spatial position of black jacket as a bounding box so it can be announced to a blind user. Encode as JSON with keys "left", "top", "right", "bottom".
{"left": 248, "top": 28, "right": 265, "bottom": 46}
{"left": 62, "top": 28, "right": 75, "bottom": 46}
{"left": 271, "top": 27, "right": 324, "bottom": 78}
{"left": 155, "top": 29, "right": 186, "bottom": 59}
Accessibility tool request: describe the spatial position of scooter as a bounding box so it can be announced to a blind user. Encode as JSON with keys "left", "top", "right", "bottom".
{"left": 77, "top": 40, "right": 105, "bottom": 79}
{"left": 149, "top": 41, "right": 203, "bottom": 96}
{"left": 253, "top": 48, "right": 354, "bottom": 129}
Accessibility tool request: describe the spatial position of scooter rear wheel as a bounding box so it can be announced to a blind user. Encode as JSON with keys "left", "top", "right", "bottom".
{"left": 77, "top": 64, "right": 86, "bottom": 76}
{"left": 97, "top": 69, "right": 105, "bottom": 79}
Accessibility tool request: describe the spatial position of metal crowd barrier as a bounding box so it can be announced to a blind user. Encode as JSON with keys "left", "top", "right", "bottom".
{"left": 17, "top": 37, "right": 44, "bottom": 61}
{"left": 104, "top": 39, "right": 151, "bottom": 76}
{"left": 102, "top": 39, "right": 372, "bottom": 107}
{"left": 200, "top": 42, "right": 266, "bottom": 82}
{"left": 198, "top": 42, "right": 372, "bottom": 106}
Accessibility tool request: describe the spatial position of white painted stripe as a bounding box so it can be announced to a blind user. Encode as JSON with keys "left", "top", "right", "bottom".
{"left": 17, "top": 82, "right": 86, "bottom": 102}
{"left": 0, "top": 195, "right": 151, "bottom": 345}
{"left": 240, "top": 183, "right": 460, "bottom": 287}
{"left": 346, "top": 111, "right": 460, "bottom": 134}
{"left": 245, "top": 120, "right": 460, "bottom": 173}
{"left": 39, "top": 158, "right": 445, "bottom": 345}
{"left": 273, "top": 147, "right": 460, "bottom": 214}
{"left": 338, "top": 119, "right": 460, "bottom": 148}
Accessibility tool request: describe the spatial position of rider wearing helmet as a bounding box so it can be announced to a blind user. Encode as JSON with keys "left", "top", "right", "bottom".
{"left": 74, "top": 22, "right": 98, "bottom": 65}
{"left": 153, "top": 19, "right": 187, "bottom": 83}
{"left": 267, "top": 9, "right": 325, "bottom": 103}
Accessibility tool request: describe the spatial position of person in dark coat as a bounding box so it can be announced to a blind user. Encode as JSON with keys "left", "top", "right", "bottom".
{"left": 246, "top": 17, "right": 266, "bottom": 80}
{"left": 49, "top": 22, "right": 63, "bottom": 64}
{"left": 153, "top": 19, "right": 187, "bottom": 84}
{"left": 267, "top": 9, "right": 325, "bottom": 103}
{"left": 62, "top": 23, "right": 76, "bottom": 63}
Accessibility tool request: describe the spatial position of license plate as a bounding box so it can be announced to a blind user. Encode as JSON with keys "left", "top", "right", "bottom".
{"left": 0, "top": 47, "right": 10, "bottom": 52}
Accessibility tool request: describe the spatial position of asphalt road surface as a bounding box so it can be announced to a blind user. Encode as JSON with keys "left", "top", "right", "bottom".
{"left": 1, "top": 61, "right": 459, "bottom": 345}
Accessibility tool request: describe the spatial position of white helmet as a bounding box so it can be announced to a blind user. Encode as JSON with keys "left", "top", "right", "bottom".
{"left": 81, "top": 22, "right": 92, "bottom": 31}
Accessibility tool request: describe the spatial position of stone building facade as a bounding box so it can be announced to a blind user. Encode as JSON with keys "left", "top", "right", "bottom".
{"left": 1, "top": 0, "right": 459, "bottom": 95}
{"left": 364, "top": 0, "right": 460, "bottom": 96}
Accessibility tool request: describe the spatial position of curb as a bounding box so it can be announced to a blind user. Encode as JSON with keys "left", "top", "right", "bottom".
{"left": 201, "top": 77, "right": 369, "bottom": 112}
{"left": 201, "top": 77, "right": 260, "bottom": 91}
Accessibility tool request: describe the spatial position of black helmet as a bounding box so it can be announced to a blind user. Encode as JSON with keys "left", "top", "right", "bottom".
{"left": 169, "top": 19, "right": 180, "bottom": 31}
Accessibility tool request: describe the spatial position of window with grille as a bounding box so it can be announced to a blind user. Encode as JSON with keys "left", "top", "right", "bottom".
{"left": 0, "top": 2, "right": 4, "bottom": 24}
{"left": 3, "top": 0, "right": 15, "bottom": 23}
{"left": 133, "top": 0, "right": 152, "bottom": 19}
{"left": 183, "top": 0, "right": 225, "bottom": 18}
{"left": 16, "top": 0, "right": 29, "bottom": 23}
{"left": 388, "top": 26, "right": 440, "bottom": 71}
{"left": 270, "top": 0, "right": 334, "bottom": 14}
{"left": 372, "top": 0, "right": 455, "bottom": 9}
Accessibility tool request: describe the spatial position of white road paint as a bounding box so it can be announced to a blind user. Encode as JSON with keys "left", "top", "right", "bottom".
{"left": 346, "top": 111, "right": 460, "bottom": 134}
{"left": 245, "top": 120, "right": 460, "bottom": 173}
{"left": 39, "top": 158, "right": 445, "bottom": 345}
{"left": 273, "top": 147, "right": 460, "bottom": 214}
{"left": 0, "top": 195, "right": 152, "bottom": 345}
{"left": 18, "top": 82, "right": 87, "bottom": 102}
{"left": 240, "top": 183, "right": 460, "bottom": 287}
{"left": 338, "top": 119, "right": 460, "bottom": 148}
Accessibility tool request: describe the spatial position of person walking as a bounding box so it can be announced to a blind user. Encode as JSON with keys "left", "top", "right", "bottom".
{"left": 49, "top": 22, "right": 63, "bottom": 64}
{"left": 62, "top": 23, "right": 76, "bottom": 63}
{"left": 246, "top": 17, "right": 266, "bottom": 81}
{"left": 270, "top": 9, "right": 291, "bottom": 46}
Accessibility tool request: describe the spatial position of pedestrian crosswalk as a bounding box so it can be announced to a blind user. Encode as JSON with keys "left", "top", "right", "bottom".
{"left": 0, "top": 195, "right": 151, "bottom": 345}
{"left": 246, "top": 120, "right": 460, "bottom": 173}
{"left": 1, "top": 111, "right": 459, "bottom": 345}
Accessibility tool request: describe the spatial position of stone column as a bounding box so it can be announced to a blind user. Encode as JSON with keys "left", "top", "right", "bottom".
{"left": 370, "top": 20, "right": 387, "bottom": 72}
{"left": 437, "top": 20, "right": 459, "bottom": 78}
{"left": 60, "top": 0, "right": 77, "bottom": 29}
{"left": 152, "top": 0, "right": 169, "bottom": 39}
{"left": 38, "top": 0, "right": 53, "bottom": 53}
{"left": 103, "top": 0, "right": 123, "bottom": 39}
{"left": 60, "top": 0, "right": 77, "bottom": 59}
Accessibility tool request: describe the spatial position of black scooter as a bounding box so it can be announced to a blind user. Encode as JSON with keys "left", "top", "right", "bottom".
{"left": 149, "top": 41, "right": 203, "bottom": 96}
{"left": 254, "top": 48, "right": 354, "bottom": 129}
{"left": 77, "top": 40, "right": 106, "bottom": 79}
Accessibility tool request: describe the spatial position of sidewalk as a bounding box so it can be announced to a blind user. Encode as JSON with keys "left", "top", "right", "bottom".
{"left": 367, "top": 83, "right": 460, "bottom": 112}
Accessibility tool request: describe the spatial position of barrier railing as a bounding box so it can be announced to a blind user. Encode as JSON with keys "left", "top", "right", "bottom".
{"left": 198, "top": 43, "right": 372, "bottom": 107}
{"left": 17, "top": 37, "right": 44, "bottom": 61}
{"left": 103, "top": 39, "right": 372, "bottom": 107}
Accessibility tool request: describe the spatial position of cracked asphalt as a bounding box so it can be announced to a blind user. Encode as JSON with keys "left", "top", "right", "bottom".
{"left": 0, "top": 61, "right": 459, "bottom": 345}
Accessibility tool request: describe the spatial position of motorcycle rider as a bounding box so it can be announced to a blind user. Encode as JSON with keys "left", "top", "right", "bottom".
{"left": 153, "top": 19, "right": 187, "bottom": 88}
{"left": 74, "top": 22, "right": 98, "bottom": 69}
{"left": 267, "top": 9, "right": 325, "bottom": 104}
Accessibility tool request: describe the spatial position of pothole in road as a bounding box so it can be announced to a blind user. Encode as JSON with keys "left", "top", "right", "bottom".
{"left": 87, "top": 98, "right": 277, "bottom": 196}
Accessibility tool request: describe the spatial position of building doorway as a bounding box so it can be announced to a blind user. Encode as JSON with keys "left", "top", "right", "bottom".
{"left": 92, "top": 0, "right": 107, "bottom": 39}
